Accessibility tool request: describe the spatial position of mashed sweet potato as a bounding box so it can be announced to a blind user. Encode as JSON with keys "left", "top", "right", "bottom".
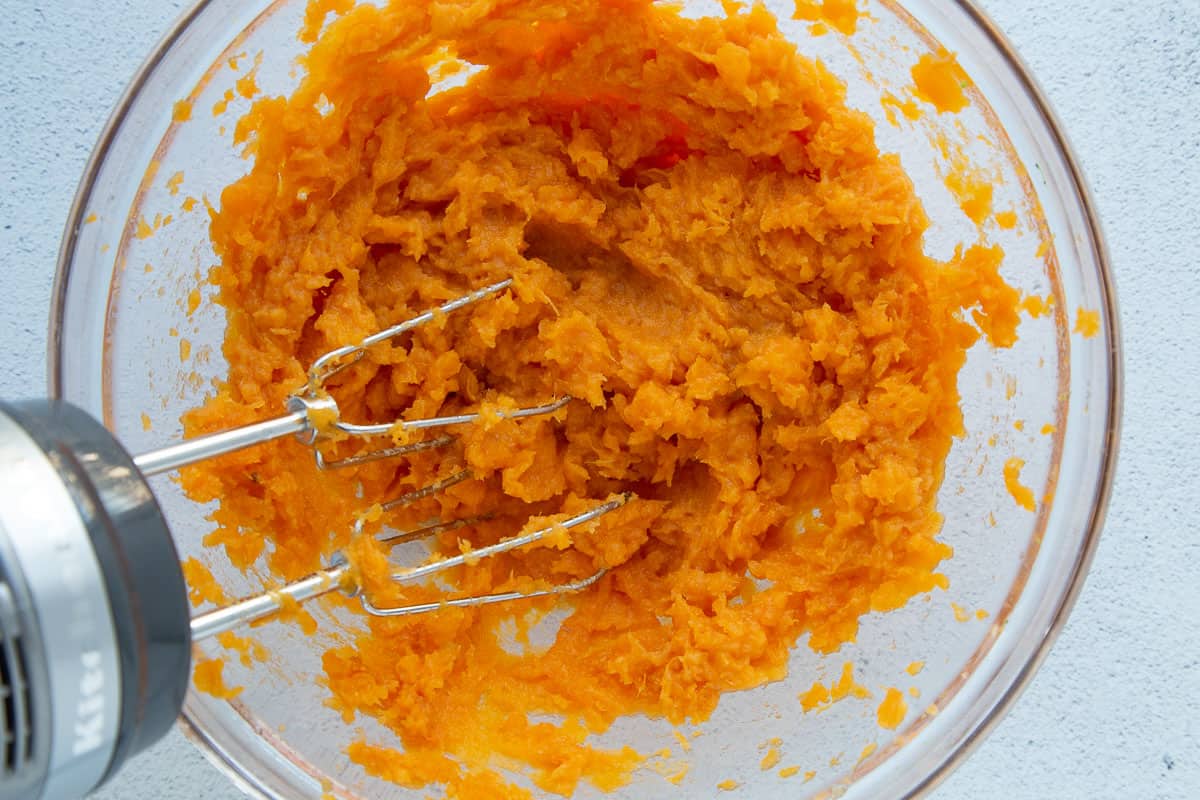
{"left": 181, "top": 0, "right": 1018, "bottom": 795}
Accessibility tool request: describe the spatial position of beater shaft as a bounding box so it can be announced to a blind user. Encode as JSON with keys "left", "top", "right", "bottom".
{"left": 134, "top": 410, "right": 309, "bottom": 476}
{"left": 189, "top": 562, "right": 348, "bottom": 640}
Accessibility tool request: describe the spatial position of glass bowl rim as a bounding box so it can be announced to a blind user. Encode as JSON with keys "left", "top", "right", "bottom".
{"left": 47, "top": 1, "right": 1124, "bottom": 797}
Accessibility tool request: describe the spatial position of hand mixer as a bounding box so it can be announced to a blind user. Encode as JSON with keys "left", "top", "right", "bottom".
{"left": 0, "top": 280, "right": 630, "bottom": 800}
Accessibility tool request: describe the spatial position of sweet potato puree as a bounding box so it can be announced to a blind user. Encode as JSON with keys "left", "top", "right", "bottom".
{"left": 181, "top": 0, "right": 1019, "bottom": 795}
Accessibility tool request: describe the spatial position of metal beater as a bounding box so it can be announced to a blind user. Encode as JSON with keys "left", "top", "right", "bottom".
{"left": 0, "top": 280, "right": 630, "bottom": 800}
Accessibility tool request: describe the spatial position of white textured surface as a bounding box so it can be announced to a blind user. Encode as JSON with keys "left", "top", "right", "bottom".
{"left": 0, "top": 0, "right": 1195, "bottom": 797}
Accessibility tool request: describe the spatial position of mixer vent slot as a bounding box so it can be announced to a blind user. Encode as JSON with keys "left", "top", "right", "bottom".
{"left": 0, "top": 584, "right": 32, "bottom": 774}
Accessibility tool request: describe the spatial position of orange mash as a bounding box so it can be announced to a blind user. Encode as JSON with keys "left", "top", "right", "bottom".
{"left": 182, "top": 0, "right": 1018, "bottom": 795}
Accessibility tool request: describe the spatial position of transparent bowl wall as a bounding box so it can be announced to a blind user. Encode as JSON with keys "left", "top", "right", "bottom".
{"left": 51, "top": 0, "right": 1119, "bottom": 798}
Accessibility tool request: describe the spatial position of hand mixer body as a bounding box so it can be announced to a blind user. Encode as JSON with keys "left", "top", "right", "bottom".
{"left": 0, "top": 400, "right": 191, "bottom": 800}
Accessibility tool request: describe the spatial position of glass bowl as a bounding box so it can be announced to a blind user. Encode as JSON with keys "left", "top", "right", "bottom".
{"left": 50, "top": 0, "right": 1120, "bottom": 798}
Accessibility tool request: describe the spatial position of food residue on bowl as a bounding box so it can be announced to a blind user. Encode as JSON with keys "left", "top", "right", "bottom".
{"left": 1019, "top": 292, "right": 1054, "bottom": 318}
{"left": 995, "top": 210, "right": 1018, "bottom": 230}
{"left": 879, "top": 91, "right": 922, "bottom": 126}
{"left": 178, "top": 0, "right": 1025, "bottom": 794}
{"left": 799, "top": 662, "right": 872, "bottom": 713}
{"left": 217, "top": 630, "right": 271, "bottom": 667}
{"left": 758, "top": 736, "right": 784, "bottom": 771}
{"left": 212, "top": 88, "right": 236, "bottom": 117}
{"left": 876, "top": 688, "right": 908, "bottom": 730}
{"left": 792, "top": 0, "right": 863, "bottom": 36}
{"left": 911, "top": 49, "right": 971, "bottom": 114}
{"left": 193, "top": 656, "right": 244, "bottom": 699}
{"left": 1074, "top": 307, "right": 1101, "bottom": 338}
{"left": 945, "top": 166, "right": 994, "bottom": 226}
{"left": 182, "top": 557, "right": 229, "bottom": 606}
{"left": 1003, "top": 457, "right": 1037, "bottom": 512}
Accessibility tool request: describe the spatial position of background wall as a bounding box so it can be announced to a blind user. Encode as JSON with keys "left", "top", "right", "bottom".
{"left": 0, "top": 1, "right": 1195, "bottom": 797}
